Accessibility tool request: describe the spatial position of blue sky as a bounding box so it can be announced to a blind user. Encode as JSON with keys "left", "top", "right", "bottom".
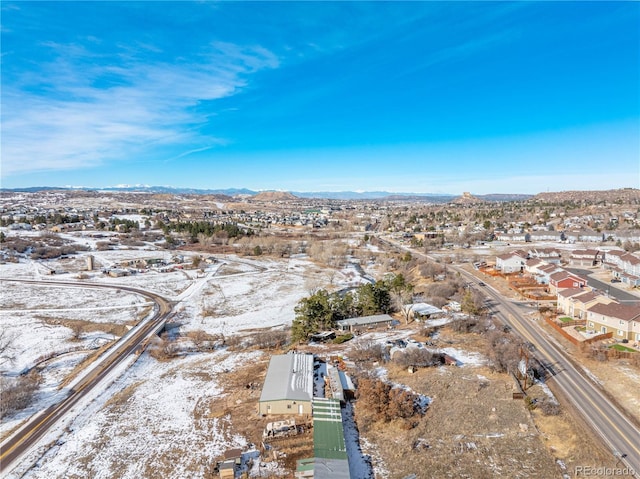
{"left": 1, "top": 1, "right": 638, "bottom": 194}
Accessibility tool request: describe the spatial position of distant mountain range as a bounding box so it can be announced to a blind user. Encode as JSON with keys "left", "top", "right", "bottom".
{"left": 0, "top": 185, "right": 533, "bottom": 202}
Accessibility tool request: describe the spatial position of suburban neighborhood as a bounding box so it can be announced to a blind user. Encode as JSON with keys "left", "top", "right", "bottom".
{"left": 1, "top": 187, "right": 639, "bottom": 479}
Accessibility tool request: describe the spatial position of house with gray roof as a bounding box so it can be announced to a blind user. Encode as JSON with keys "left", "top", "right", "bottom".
{"left": 335, "top": 314, "right": 396, "bottom": 333}
{"left": 259, "top": 353, "right": 314, "bottom": 415}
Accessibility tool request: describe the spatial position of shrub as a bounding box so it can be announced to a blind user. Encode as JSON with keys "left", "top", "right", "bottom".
{"left": 333, "top": 333, "right": 353, "bottom": 344}
{"left": 538, "top": 399, "right": 561, "bottom": 416}
{"left": 247, "top": 329, "right": 289, "bottom": 350}
{"left": 394, "top": 348, "right": 440, "bottom": 368}
{"left": 355, "top": 376, "right": 427, "bottom": 431}
{"left": 350, "top": 340, "right": 386, "bottom": 362}
{"left": 0, "top": 371, "right": 42, "bottom": 419}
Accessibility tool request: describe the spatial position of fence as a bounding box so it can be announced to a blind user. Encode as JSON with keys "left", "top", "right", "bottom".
{"left": 544, "top": 316, "right": 612, "bottom": 345}
{"left": 558, "top": 319, "right": 586, "bottom": 329}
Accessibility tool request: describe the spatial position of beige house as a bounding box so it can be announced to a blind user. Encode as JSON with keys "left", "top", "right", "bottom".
{"left": 557, "top": 288, "right": 614, "bottom": 319}
{"left": 258, "top": 353, "right": 314, "bottom": 416}
{"left": 586, "top": 303, "right": 640, "bottom": 342}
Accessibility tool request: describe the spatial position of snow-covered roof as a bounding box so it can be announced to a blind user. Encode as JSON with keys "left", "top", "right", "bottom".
{"left": 404, "top": 302, "right": 444, "bottom": 316}
{"left": 336, "top": 314, "right": 394, "bottom": 327}
{"left": 259, "top": 353, "right": 314, "bottom": 403}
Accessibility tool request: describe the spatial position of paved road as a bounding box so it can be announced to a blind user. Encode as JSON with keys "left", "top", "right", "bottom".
{"left": 0, "top": 279, "right": 173, "bottom": 476}
{"left": 378, "top": 237, "right": 640, "bottom": 477}
{"left": 569, "top": 268, "right": 640, "bottom": 304}
{"left": 466, "top": 272, "right": 640, "bottom": 477}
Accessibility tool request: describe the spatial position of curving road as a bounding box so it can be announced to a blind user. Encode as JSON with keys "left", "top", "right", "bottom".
{"left": 379, "top": 237, "right": 640, "bottom": 477}
{"left": 0, "top": 278, "right": 173, "bottom": 476}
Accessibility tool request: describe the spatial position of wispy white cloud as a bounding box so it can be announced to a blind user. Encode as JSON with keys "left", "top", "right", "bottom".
{"left": 1, "top": 40, "right": 279, "bottom": 176}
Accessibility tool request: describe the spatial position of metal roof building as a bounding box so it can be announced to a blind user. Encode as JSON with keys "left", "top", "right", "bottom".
{"left": 335, "top": 314, "right": 395, "bottom": 332}
{"left": 403, "top": 302, "right": 445, "bottom": 319}
{"left": 259, "top": 353, "right": 314, "bottom": 415}
{"left": 296, "top": 398, "right": 351, "bottom": 479}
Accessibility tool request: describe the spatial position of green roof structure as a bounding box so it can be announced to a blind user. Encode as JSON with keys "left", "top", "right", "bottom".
{"left": 312, "top": 398, "right": 347, "bottom": 460}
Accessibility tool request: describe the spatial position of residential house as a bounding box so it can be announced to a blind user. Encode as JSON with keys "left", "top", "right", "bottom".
{"left": 402, "top": 303, "right": 445, "bottom": 321}
{"left": 535, "top": 263, "right": 563, "bottom": 284}
{"left": 524, "top": 258, "right": 544, "bottom": 275}
{"left": 549, "top": 270, "right": 587, "bottom": 294}
{"left": 565, "top": 230, "right": 605, "bottom": 243}
{"left": 527, "top": 231, "right": 563, "bottom": 242}
{"left": 619, "top": 253, "right": 640, "bottom": 286}
{"left": 557, "top": 288, "right": 614, "bottom": 319}
{"left": 569, "top": 249, "right": 602, "bottom": 267}
{"left": 615, "top": 231, "right": 640, "bottom": 243}
{"left": 603, "top": 251, "right": 640, "bottom": 286}
{"left": 495, "top": 252, "right": 527, "bottom": 274}
{"left": 495, "top": 232, "right": 528, "bottom": 242}
{"left": 602, "top": 250, "right": 626, "bottom": 270}
{"left": 586, "top": 303, "right": 640, "bottom": 342}
{"left": 528, "top": 247, "right": 562, "bottom": 264}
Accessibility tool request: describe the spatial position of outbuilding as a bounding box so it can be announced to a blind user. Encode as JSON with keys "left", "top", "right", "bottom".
{"left": 335, "top": 314, "right": 395, "bottom": 333}
{"left": 259, "top": 353, "right": 314, "bottom": 416}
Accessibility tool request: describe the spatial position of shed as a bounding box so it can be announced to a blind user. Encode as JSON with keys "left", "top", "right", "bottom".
{"left": 310, "top": 331, "right": 336, "bottom": 342}
{"left": 218, "top": 460, "right": 235, "bottom": 479}
{"left": 325, "top": 365, "right": 344, "bottom": 403}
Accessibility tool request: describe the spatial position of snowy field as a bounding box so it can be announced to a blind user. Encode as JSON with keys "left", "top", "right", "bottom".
{"left": 0, "top": 248, "right": 356, "bottom": 478}
{"left": 0, "top": 281, "right": 152, "bottom": 376}
{"left": 9, "top": 350, "right": 264, "bottom": 479}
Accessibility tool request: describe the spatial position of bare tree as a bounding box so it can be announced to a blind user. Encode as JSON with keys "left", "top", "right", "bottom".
{"left": 0, "top": 371, "right": 42, "bottom": 419}
{"left": 189, "top": 329, "right": 214, "bottom": 352}
{"left": 69, "top": 322, "right": 84, "bottom": 341}
{"left": 197, "top": 233, "right": 212, "bottom": 247}
{"left": 0, "top": 329, "right": 17, "bottom": 367}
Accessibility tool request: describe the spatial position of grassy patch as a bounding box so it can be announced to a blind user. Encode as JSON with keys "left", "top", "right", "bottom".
{"left": 558, "top": 317, "right": 573, "bottom": 323}
{"left": 610, "top": 344, "right": 637, "bottom": 353}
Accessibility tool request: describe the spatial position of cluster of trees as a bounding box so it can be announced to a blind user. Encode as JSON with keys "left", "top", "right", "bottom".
{"left": 0, "top": 232, "right": 90, "bottom": 259}
{"left": 108, "top": 217, "right": 139, "bottom": 233}
{"left": 291, "top": 275, "right": 413, "bottom": 343}
{"left": 393, "top": 348, "right": 440, "bottom": 368}
{"left": 0, "top": 213, "right": 82, "bottom": 227}
{"left": 484, "top": 324, "right": 524, "bottom": 374}
{"left": 31, "top": 244, "right": 90, "bottom": 260}
{"left": 158, "top": 220, "right": 252, "bottom": 243}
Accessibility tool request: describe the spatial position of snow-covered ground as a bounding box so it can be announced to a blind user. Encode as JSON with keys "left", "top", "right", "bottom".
{"left": 8, "top": 350, "right": 261, "bottom": 479}
{"left": 0, "top": 281, "right": 151, "bottom": 376}
{"left": 439, "top": 347, "right": 487, "bottom": 367}
{"left": 3, "top": 237, "right": 475, "bottom": 478}
{"left": 0, "top": 249, "right": 362, "bottom": 478}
